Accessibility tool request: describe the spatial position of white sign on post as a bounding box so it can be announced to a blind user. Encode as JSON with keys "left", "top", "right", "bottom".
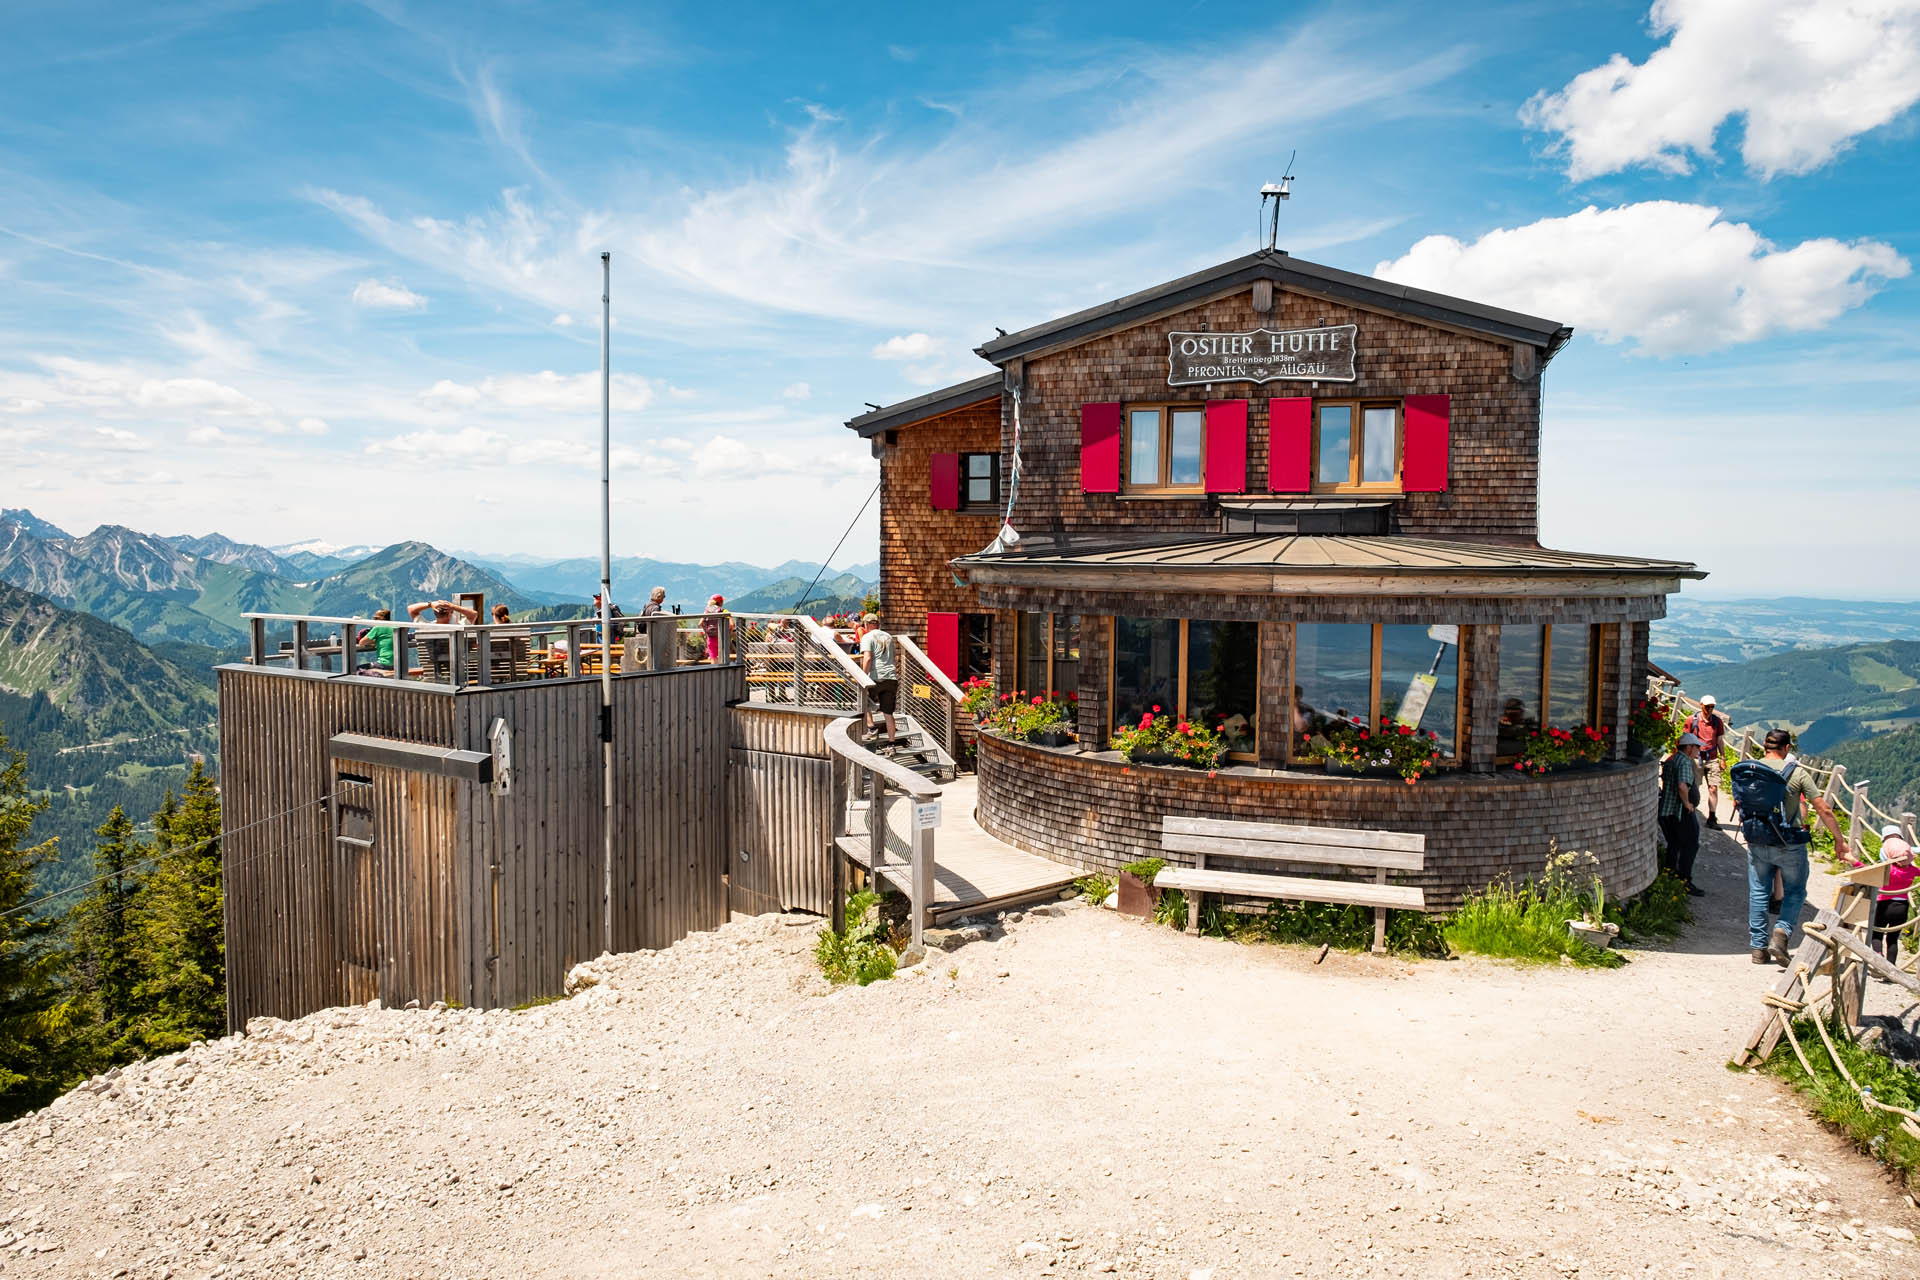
{"left": 913, "top": 801, "right": 942, "bottom": 830}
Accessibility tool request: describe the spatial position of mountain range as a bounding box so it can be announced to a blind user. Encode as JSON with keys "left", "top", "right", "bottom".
{"left": 0, "top": 514, "right": 555, "bottom": 648}
{"left": 462, "top": 553, "right": 879, "bottom": 611}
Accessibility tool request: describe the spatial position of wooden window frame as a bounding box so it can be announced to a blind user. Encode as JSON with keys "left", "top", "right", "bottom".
{"left": 1283, "top": 622, "right": 1466, "bottom": 767}
{"left": 1123, "top": 403, "right": 1208, "bottom": 494}
{"left": 1105, "top": 617, "right": 1260, "bottom": 763}
{"left": 1310, "top": 399, "right": 1404, "bottom": 495}
{"left": 1017, "top": 612, "right": 1082, "bottom": 699}
{"left": 959, "top": 452, "right": 1001, "bottom": 511}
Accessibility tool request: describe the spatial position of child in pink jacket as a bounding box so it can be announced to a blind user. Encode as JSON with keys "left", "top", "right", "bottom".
{"left": 1867, "top": 824, "right": 1916, "bottom": 966}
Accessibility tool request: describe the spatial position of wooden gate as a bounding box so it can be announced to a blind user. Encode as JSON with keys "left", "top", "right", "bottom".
{"left": 728, "top": 705, "right": 836, "bottom": 916}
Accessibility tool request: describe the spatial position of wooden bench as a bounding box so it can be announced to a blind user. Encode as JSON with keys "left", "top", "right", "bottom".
{"left": 1154, "top": 816, "right": 1427, "bottom": 953}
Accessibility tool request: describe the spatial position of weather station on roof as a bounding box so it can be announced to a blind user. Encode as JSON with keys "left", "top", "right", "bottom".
{"left": 844, "top": 182, "right": 1703, "bottom": 908}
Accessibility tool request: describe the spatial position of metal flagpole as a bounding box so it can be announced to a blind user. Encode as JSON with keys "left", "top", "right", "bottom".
{"left": 599, "top": 252, "right": 615, "bottom": 955}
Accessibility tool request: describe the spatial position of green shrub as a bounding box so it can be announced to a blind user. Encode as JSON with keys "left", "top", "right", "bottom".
{"left": 1120, "top": 856, "right": 1166, "bottom": 886}
{"left": 814, "top": 889, "right": 898, "bottom": 986}
{"left": 1617, "top": 870, "right": 1693, "bottom": 942}
{"left": 1443, "top": 856, "right": 1621, "bottom": 968}
{"left": 1763, "top": 1018, "right": 1920, "bottom": 1192}
{"left": 1073, "top": 873, "right": 1116, "bottom": 905}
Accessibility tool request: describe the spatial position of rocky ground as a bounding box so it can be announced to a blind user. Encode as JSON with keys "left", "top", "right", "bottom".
{"left": 2, "top": 826, "right": 1917, "bottom": 1279}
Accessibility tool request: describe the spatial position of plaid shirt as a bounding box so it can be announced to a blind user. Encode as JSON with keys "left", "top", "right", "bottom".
{"left": 1659, "top": 752, "right": 1696, "bottom": 820}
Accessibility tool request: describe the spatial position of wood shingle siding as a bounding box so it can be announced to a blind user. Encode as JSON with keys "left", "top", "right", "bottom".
{"left": 876, "top": 396, "right": 1002, "bottom": 635}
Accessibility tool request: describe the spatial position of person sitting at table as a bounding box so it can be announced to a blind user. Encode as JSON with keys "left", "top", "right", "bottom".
{"left": 492, "top": 604, "right": 511, "bottom": 624}
{"left": 355, "top": 609, "right": 396, "bottom": 676}
{"left": 407, "top": 598, "right": 479, "bottom": 677}
{"left": 640, "top": 587, "right": 667, "bottom": 616}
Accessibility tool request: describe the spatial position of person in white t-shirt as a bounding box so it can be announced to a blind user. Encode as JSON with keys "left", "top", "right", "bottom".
{"left": 856, "top": 613, "right": 899, "bottom": 745}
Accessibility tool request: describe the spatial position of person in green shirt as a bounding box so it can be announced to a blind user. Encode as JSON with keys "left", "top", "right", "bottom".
{"left": 1740, "top": 728, "right": 1845, "bottom": 965}
{"left": 355, "top": 609, "right": 396, "bottom": 676}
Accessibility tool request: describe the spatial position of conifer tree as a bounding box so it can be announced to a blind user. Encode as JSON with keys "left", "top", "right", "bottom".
{"left": 67, "top": 805, "right": 146, "bottom": 1067}
{"left": 0, "top": 730, "right": 82, "bottom": 1121}
{"left": 130, "top": 764, "right": 225, "bottom": 1053}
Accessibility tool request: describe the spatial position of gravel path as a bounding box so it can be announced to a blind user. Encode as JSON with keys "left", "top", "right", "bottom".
{"left": 2, "top": 823, "right": 1916, "bottom": 1279}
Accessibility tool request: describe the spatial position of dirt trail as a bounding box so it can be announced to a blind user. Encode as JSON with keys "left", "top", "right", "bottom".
{"left": 2, "top": 826, "right": 1916, "bottom": 1279}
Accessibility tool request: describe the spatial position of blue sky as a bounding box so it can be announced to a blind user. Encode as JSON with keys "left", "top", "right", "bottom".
{"left": 1, "top": 0, "right": 1916, "bottom": 595}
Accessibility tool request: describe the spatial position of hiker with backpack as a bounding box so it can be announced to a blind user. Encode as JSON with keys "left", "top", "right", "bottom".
{"left": 1684, "top": 696, "right": 1729, "bottom": 827}
{"left": 1729, "top": 728, "right": 1846, "bottom": 966}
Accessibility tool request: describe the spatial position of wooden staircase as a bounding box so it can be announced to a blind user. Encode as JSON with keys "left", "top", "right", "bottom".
{"left": 856, "top": 712, "right": 956, "bottom": 782}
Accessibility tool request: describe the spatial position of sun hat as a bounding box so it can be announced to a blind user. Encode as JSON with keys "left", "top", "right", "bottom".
{"left": 1700, "top": 695, "right": 1716, "bottom": 706}
{"left": 1883, "top": 823, "right": 1905, "bottom": 839}
{"left": 1676, "top": 732, "right": 1703, "bottom": 748}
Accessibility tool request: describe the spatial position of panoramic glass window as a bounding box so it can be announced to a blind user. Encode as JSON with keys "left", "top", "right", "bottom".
{"left": 1128, "top": 409, "right": 1161, "bottom": 487}
{"left": 1110, "top": 617, "right": 1181, "bottom": 734}
{"left": 1167, "top": 408, "right": 1204, "bottom": 486}
{"left": 1294, "top": 623, "right": 1374, "bottom": 736}
{"left": 1547, "top": 624, "right": 1596, "bottom": 729}
{"left": 1018, "top": 612, "right": 1050, "bottom": 697}
{"left": 1379, "top": 624, "right": 1461, "bottom": 757}
{"left": 1315, "top": 405, "right": 1352, "bottom": 487}
{"left": 1186, "top": 620, "right": 1260, "bottom": 757}
{"left": 1497, "top": 626, "right": 1546, "bottom": 757}
{"left": 1051, "top": 614, "right": 1081, "bottom": 698}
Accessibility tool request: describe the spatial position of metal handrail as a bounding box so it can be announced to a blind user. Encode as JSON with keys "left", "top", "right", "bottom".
{"left": 823, "top": 716, "right": 938, "bottom": 949}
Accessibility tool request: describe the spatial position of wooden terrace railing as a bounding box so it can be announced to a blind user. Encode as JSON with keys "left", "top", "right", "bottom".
{"left": 729, "top": 613, "right": 874, "bottom": 711}
{"left": 823, "top": 716, "right": 939, "bottom": 949}
{"left": 240, "top": 611, "right": 737, "bottom": 688}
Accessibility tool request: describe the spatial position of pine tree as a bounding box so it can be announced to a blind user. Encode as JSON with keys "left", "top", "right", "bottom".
{"left": 0, "top": 729, "right": 82, "bottom": 1121}
{"left": 67, "top": 805, "right": 146, "bottom": 1067}
{"left": 130, "top": 764, "right": 224, "bottom": 1053}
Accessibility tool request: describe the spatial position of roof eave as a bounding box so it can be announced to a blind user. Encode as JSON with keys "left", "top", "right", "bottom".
{"left": 972, "top": 249, "right": 1569, "bottom": 366}
{"left": 844, "top": 371, "right": 1002, "bottom": 438}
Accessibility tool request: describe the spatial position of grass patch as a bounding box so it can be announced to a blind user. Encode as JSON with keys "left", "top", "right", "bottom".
{"left": 511, "top": 993, "right": 566, "bottom": 1012}
{"left": 814, "top": 889, "right": 898, "bottom": 986}
{"left": 1151, "top": 887, "right": 1188, "bottom": 928}
{"left": 1074, "top": 873, "right": 1116, "bottom": 906}
{"left": 1761, "top": 1019, "right": 1920, "bottom": 1192}
{"left": 1444, "top": 880, "right": 1621, "bottom": 968}
{"left": 1120, "top": 857, "right": 1166, "bottom": 885}
{"left": 1616, "top": 870, "right": 1694, "bottom": 944}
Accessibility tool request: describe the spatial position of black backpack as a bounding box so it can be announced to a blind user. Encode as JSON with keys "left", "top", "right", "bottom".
{"left": 1729, "top": 759, "right": 1811, "bottom": 846}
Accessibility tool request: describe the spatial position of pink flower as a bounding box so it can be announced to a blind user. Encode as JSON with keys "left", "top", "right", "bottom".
{"left": 1031, "top": 696, "right": 1043, "bottom": 706}
{"left": 1152, "top": 705, "right": 1161, "bottom": 713}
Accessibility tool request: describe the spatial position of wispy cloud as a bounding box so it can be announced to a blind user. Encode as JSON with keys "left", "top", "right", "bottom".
{"left": 352, "top": 278, "right": 429, "bottom": 309}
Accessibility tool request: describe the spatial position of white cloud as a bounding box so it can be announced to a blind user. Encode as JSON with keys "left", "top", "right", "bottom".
{"left": 132, "top": 376, "right": 274, "bottom": 416}
{"left": 186, "top": 425, "right": 230, "bottom": 445}
{"left": 871, "top": 333, "right": 942, "bottom": 361}
{"left": 689, "top": 435, "right": 867, "bottom": 483}
{"left": 1374, "top": 202, "right": 1909, "bottom": 354}
{"left": 352, "top": 278, "right": 429, "bottom": 310}
{"left": 551, "top": 313, "right": 575, "bottom": 327}
{"left": 94, "top": 426, "right": 150, "bottom": 451}
{"left": 1524, "top": 0, "right": 1920, "bottom": 180}
{"left": 418, "top": 370, "right": 657, "bottom": 414}
{"left": 295, "top": 416, "right": 329, "bottom": 435}
{"left": 3, "top": 398, "right": 44, "bottom": 414}
{"left": 781, "top": 381, "right": 811, "bottom": 401}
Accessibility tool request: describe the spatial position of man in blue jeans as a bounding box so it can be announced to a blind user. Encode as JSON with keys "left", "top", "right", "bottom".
{"left": 1742, "top": 728, "right": 1846, "bottom": 966}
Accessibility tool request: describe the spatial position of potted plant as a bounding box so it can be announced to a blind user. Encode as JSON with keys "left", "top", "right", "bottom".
{"left": 959, "top": 676, "right": 996, "bottom": 725}
{"left": 1510, "top": 724, "right": 1611, "bottom": 775}
{"left": 1627, "top": 696, "right": 1679, "bottom": 761}
{"left": 1117, "top": 857, "right": 1165, "bottom": 918}
{"left": 1307, "top": 718, "right": 1443, "bottom": 784}
{"left": 983, "top": 691, "right": 1077, "bottom": 746}
{"left": 1109, "top": 707, "right": 1226, "bottom": 769}
{"left": 1566, "top": 876, "right": 1619, "bottom": 950}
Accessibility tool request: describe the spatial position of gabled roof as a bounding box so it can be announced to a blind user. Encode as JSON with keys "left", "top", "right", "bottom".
{"left": 973, "top": 249, "right": 1574, "bottom": 366}
{"left": 845, "top": 371, "right": 1002, "bottom": 438}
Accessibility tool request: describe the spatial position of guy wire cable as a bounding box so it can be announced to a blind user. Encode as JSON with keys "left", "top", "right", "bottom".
{"left": 791, "top": 480, "right": 880, "bottom": 613}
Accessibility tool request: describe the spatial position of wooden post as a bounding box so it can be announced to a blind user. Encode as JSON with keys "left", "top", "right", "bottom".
{"left": 341, "top": 622, "right": 359, "bottom": 676}
{"left": 791, "top": 628, "right": 806, "bottom": 706}
{"left": 909, "top": 807, "right": 932, "bottom": 949}
{"left": 293, "top": 620, "right": 310, "bottom": 671}
{"left": 249, "top": 616, "right": 266, "bottom": 665}
{"left": 867, "top": 771, "right": 887, "bottom": 888}
{"left": 1904, "top": 811, "right": 1918, "bottom": 847}
{"left": 450, "top": 627, "right": 469, "bottom": 687}
{"left": 566, "top": 624, "right": 582, "bottom": 679}
{"left": 392, "top": 625, "right": 410, "bottom": 680}
{"left": 1824, "top": 763, "right": 1845, "bottom": 805}
{"left": 828, "top": 753, "right": 849, "bottom": 934}
{"left": 1372, "top": 867, "right": 1389, "bottom": 954}
{"left": 1848, "top": 779, "right": 1866, "bottom": 850}
{"left": 475, "top": 624, "right": 492, "bottom": 685}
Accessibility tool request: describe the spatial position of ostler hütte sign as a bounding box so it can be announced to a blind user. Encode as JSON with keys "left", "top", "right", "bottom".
{"left": 1166, "top": 324, "right": 1358, "bottom": 386}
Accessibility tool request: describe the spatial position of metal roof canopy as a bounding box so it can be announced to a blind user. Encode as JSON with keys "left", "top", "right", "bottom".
{"left": 954, "top": 533, "right": 1702, "bottom": 599}
{"left": 973, "top": 248, "right": 1574, "bottom": 367}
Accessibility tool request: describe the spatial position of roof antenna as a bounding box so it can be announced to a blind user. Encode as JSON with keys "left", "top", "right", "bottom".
{"left": 1259, "top": 152, "right": 1296, "bottom": 253}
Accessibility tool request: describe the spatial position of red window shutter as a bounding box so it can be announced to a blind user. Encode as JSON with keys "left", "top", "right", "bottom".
{"left": 929, "top": 452, "right": 960, "bottom": 510}
{"left": 1203, "top": 400, "right": 1248, "bottom": 494}
{"left": 1403, "top": 395, "right": 1450, "bottom": 492}
{"left": 1268, "top": 396, "right": 1312, "bottom": 492}
{"left": 925, "top": 612, "right": 960, "bottom": 680}
{"left": 1079, "top": 402, "right": 1122, "bottom": 493}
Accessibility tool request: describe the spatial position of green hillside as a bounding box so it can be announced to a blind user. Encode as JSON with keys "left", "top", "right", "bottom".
{"left": 1677, "top": 640, "right": 1920, "bottom": 751}
{"left": 0, "top": 581, "right": 220, "bottom": 908}
{"left": 727, "top": 572, "right": 874, "bottom": 616}
{"left": 1828, "top": 725, "right": 1920, "bottom": 817}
